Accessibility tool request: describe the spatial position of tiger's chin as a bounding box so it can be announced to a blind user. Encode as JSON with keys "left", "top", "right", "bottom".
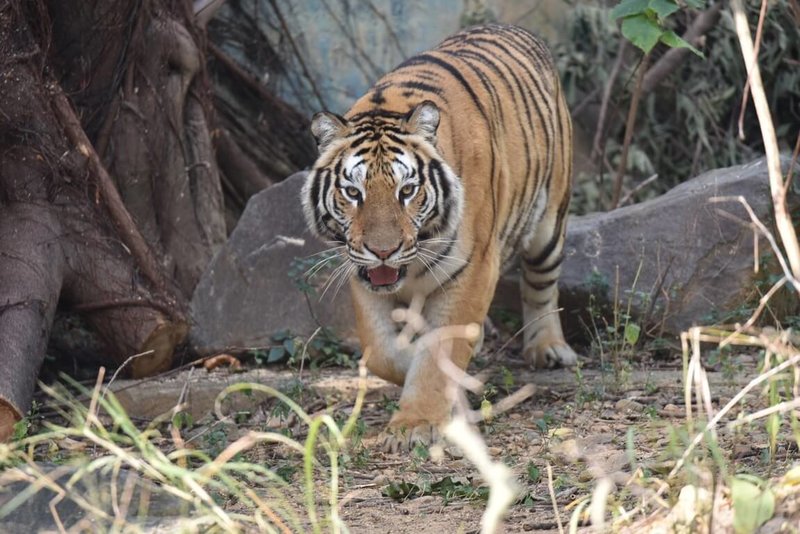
{"left": 357, "top": 264, "right": 408, "bottom": 293}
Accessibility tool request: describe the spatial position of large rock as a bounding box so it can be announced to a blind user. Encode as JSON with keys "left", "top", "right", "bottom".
{"left": 190, "top": 174, "right": 354, "bottom": 354}
{"left": 554, "top": 157, "right": 796, "bottom": 335}
{"left": 190, "top": 159, "right": 796, "bottom": 353}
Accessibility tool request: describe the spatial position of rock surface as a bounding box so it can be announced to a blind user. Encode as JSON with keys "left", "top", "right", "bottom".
{"left": 190, "top": 158, "right": 796, "bottom": 354}
{"left": 190, "top": 175, "right": 355, "bottom": 354}
{"left": 554, "top": 156, "right": 796, "bottom": 335}
{"left": 0, "top": 464, "right": 185, "bottom": 532}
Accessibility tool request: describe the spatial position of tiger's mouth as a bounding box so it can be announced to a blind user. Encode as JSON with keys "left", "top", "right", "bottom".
{"left": 358, "top": 264, "right": 408, "bottom": 292}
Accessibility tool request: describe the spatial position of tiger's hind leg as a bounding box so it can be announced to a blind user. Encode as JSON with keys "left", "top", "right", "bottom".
{"left": 520, "top": 197, "right": 577, "bottom": 368}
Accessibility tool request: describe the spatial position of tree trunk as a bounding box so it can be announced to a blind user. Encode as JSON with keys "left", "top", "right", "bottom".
{"left": 0, "top": 0, "right": 190, "bottom": 440}
{"left": 45, "top": 0, "right": 228, "bottom": 296}
{"left": 0, "top": 0, "right": 316, "bottom": 441}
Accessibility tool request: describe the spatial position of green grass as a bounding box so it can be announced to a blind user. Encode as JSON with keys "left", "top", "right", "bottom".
{"left": 0, "top": 364, "right": 369, "bottom": 533}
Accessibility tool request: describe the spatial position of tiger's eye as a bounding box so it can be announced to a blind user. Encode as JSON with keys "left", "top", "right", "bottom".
{"left": 344, "top": 186, "right": 360, "bottom": 199}
{"left": 400, "top": 184, "right": 415, "bottom": 198}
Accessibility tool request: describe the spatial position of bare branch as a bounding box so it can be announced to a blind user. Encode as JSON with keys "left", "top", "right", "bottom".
{"left": 611, "top": 54, "right": 650, "bottom": 210}
{"left": 592, "top": 39, "right": 628, "bottom": 162}
{"left": 51, "top": 88, "right": 169, "bottom": 295}
{"left": 194, "top": 0, "right": 226, "bottom": 28}
{"left": 736, "top": 0, "right": 768, "bottom": 140}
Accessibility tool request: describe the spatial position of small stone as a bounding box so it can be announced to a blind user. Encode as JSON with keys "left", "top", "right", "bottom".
{"left": 553, "top": 438, "right": 581, "bottom": 462}
{"left": 509, "top": 413, "right": 522, "bottom": 420}
{"left": 444, "top": 445, "right": 464, "bottom": 459}
{"left": 615, "top": 398, "right": 644, "bottom": 412}
{"left": 597, "top": 451, "right": 628, "bottom": 474}
{"left": 371, "top": 474, "right": 389, "bottom": 486}
{"left": 734, "top": 443, "right": 756, "bottom": 459}
{"left": 662, "top": 403, "right": 683, "bottom": 416}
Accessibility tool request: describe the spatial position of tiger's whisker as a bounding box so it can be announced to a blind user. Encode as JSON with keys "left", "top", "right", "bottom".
{"left": 416, "top": 253, "right": 448, "bottom": 294}
{"left": 418, "top": 247, "right": 465, "bottom": 264}
{"left": 332, "top": 264, "right": 357, "bottom": 300}
{"left": 304, "top": 245, "right": 347, "bottom": 260}
{"left": 319, "top": 261, "right": 352, "bottom": 300}
{"left": 304, "top": 253, "right": 345, "bottom": 278}
{"left": 417, "top": 249, "right": 463, "bottom": 272}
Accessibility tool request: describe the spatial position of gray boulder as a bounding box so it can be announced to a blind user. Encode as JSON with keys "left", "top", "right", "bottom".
{"left": 555, "top": 157, "right": 796, "bottom": 336}
{"left": 190, "top": 158, "right": 796, "bottom": 354}
{"left": 190, "top": 174, "right": 355, "bottom": 354}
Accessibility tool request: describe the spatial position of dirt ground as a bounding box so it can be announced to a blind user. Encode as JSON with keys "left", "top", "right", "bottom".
{"left": 155, "top": 336, "right": 799, "bottom": 532}
{"left": 333, "top": 354, "right": 797, "bottom": 533}
{"left": 18, "top": 326, "right": 800, "bottom": 533}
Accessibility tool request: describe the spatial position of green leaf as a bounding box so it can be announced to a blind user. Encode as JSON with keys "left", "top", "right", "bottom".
{"left": 648, "top": 0, "right": 679, "bottom": 19}
{"left": 660, "top": 30, "right": 705, "bottom": 57}
{"left": 624, "top": 323, "right": 641, "bottom": 345}
{"left": 413, "top": 442, "right": 430, "bottom": 460}
{"left": 12, "top": 419, "right": 29, "bottom": 441}
{"left": 283, "top": 338, "right": 297, "bottom": 356}
{"left": 731, "top": 476, "right": 775, "bottom": 533}
{"left": 382, "top": 480, "right": 422, "bottom": 501}
{"left": 684, "top": 0, "right": 705, "bottom": 8}
{"left": 172, "top": 411, "right": 193, "bottom": 429}
{"left": 267, "top": 346, "right": 286, "bottom": 363}
{"left": 621, "top": 14, "right": 664, "bottom": 53}
{"left": 527, "top": 462, "right": 541, "bottom": 483}
{"left": 535, "top": 418, "right": 548, "bottom": 433}
{"left": 610, "top": 0, "right": 649, "bottom": 20}
{"left": 766, "top": 412, "right": 780, "bottom": 458}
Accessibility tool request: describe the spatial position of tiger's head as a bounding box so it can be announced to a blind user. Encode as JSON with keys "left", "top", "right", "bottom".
{"left": 301, "top": 101, "right": 464, "bottom": 294}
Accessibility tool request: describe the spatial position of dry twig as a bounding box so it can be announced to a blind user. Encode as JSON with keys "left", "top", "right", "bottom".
{"left": 731, "top": 0, "right": 800, "bottom": 284}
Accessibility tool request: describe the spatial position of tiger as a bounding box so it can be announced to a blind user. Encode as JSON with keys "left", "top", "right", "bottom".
{"left": 301, "top": 23, "right": 577, "bottom": 451}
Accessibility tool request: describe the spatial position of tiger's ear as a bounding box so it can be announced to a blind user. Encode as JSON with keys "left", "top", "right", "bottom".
{"left": 405, "top": 101, "right": 440, "bottom": 144}
{"left": 311, "top": 111, "right": 347, "bottom": 152}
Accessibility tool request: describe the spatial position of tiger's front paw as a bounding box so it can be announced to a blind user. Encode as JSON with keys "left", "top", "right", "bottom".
{"left": 379, "top": 410, "right": 447, "bottom": 453}
{"left": 524, "top": 341, "right": 578, "bottom": 369}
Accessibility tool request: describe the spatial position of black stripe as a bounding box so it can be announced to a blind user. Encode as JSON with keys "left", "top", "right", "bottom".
{"left": 397, "top": 53, "right": 488, "bottom": 120}
{"left": 348, "top": 109, "right": 407, "bottom": 122}
{"left": 523, "top": 276, "right": 557, "bottom": 291}
{"left": 524, "top": 255, "right": 563, "bottom": 274}
{"left": 440, "top": 250, "right": 472, "bottom": 290}
{"left": 444, "top": 49, "right": 505, "bottom": 128}
{"left": 400, "top": 53, "right": 498, "bottom": 252}
{"left": 398, "top": 80, "right": 445, "bottom": 97}
{"left": 525, "top": 230, "right": 559, "bottom": 267}
{"left": 309, "top": 169, "right": 322, "bottom": 216}
{"left": 450, "top": 45, "right": 537, "bottom": 247}
{"left": 349, "top": 135, "right": 371, "bottom": 149}
{"left": 386, "top": 145, "right": 404, "bottom": 154}
{"left": 479, "top": 32, "right": 557, "bottom": 193}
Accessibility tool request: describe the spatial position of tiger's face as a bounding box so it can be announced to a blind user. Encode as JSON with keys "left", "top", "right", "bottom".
{"left": 302, "top": 102, "right": 463, "bottom": 293}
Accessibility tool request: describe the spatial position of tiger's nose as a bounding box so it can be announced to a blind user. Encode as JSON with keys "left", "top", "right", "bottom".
{"left": 365, "top": 243, "right": 401, "bottom": 260}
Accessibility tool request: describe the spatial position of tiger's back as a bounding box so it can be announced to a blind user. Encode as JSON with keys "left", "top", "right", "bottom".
{"left": 302, "top": 24, "right": 576, "bottom": 450}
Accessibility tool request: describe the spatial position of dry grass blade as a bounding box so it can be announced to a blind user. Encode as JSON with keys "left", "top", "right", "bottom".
{"left": 731, "top": 0, "right": 800, "bottom": 283}
{"left": 546, "top": 462, "right": 565, "bottom": 534}
{"left": 671, "top": 328, "right": 800, "bottom": 479}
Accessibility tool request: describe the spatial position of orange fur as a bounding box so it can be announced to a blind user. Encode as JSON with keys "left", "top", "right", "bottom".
{"left": 302, "top": 24, "right": 576, "bottom": 449}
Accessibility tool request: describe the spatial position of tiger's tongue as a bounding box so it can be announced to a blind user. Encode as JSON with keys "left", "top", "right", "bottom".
{"left": 367, "top": 265, "right": 399, "bottom": 286}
